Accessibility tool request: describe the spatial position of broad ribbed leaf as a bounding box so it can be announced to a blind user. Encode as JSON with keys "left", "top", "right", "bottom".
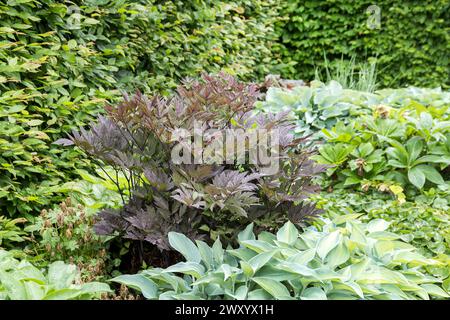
{"left": 168, "top": 232, "right": 201, "bottom": 263}
{"left": 276, "top": 221, "right": 299, "bottom": 245}
{"left": 316, "top": 231, "right": 341, "bottom": 260}
{"left": 111, "top": 274, "right": 158, "bottom": 299}
{"left": 252, "top": 277, "right": 291, "bottom": 299}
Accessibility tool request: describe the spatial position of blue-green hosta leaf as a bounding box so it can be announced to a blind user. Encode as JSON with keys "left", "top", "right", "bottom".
{"left": 227, "top": 248, "right": 257, "bottom": 262}
{"left": 348, "top": 258, "right": 370, "bottom": 280}
{"left": 47, "top": 262, "right": 77, "bottom": 290}
{"left": 265, "top": 88, "right": 299, "bottom": 108}
{"left": 111, "top": 274, "right": 158, "bottom": 299}
{"left": 287, "top": 248, "right": 316, "bottom": 265}
{"left": 332, "top": 214, "right": 363, "bottom": 225}
{"left": 316, "top": 230, "right": 341, "bottom": 260}
{"left": 240, "top": 261, "right": 254, "bottom": 277}
{"left": 367, "top": 219, "right": 390, "bottom": 233}
{"left": 325, "top": 242, "right": 350, "bottom": 267}
{"left": 257, "top": 231, "right": 277, "bottom": 243}
{"left": 276, "top": 221, "right": 299, "bottom": 245}
{"left": 79, "top": 282, "right": 112, "bottom": 296}
{"left": 240, "top": 240, "right": 276, "bottom": 253}
{"left": 443, "top": 278, "right": 450, "bottom": 293}
{"left": 420, "top": 284, "right": 449, "bottom": 298}
{"left": 212, "top": 237, "right": 224, "bottom": 265}
{"left": 216, "top": 264, "right": 241, "bottom": 281}
{"left": 168, "top": 232, "right": 201, "bottom": 263}
{"left": 15, "top": 264, "right": 46, "bottom": 284}
{"left": 205, "top": 283, "right": 225, "bottom": 297}
{"left": 277, "top": 261, "right": 317, "bottom": 278}
{"left": 23, "top": 281, "right": 45, "bottom": 300}
{"left": 43, "top": 288, "right": 87, "bottom": 300}
{"left": 332, "top": 281, "right": 364, "bottom": 299}
{"left": 252, "top": 277, "right": 292, "bottom": 299}
{"left": 378, "top": 284, "right": 411, "bottom": 300}
{"left": 0, "top": 270, "right": 27, "bottom": 299}
{"left": 368, "top": 231, "right": 401, "bottom": 240}
{"left": 255, "top": 266, "right": 300, "bottom": 282}
{"left": 226, "top": 285, "right": 248, "bottom": 300}
{"left": 419, "top": 112, "right": 434, "bottom": 129}
{"left": 391, "top": 251, "right": 440, "bottom": 266}
{"left": 195, "top": 240, "right": 213, "bottom": 269}
{"left": 314, "top": 268, "right": 345, "bottom": 281}
{"left": 374, "top": 240, "right": 395, "bottom": 257}
{"left": 163, "top": 262, "right": 205, "bottom": 278}
{"left": 237, "top": 222, "right": 255, "bottom": 242}
{"left": 247, "top": 288, "right": 272, "bottom": 300}
{"left": 191, "top": 273, "right": 223, "bottom": 286}
{"left": 356, "top": 267, "right": 410, "bottom": 285}
{"left": 300, "top": 287, "right": 327, "bottom": 300}
{"left": 160, "top": 292, "right": 203, "bottom": 300}
{"left": 248, "top": 251, "right": 276, "bottom": 273}
{"left": 46, "top": 286, "right": 107, "bottom": 301}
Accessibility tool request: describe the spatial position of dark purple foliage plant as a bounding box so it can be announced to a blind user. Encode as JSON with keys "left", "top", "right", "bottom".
{"left": 57, "top": 73, "right": 326, "bottom": 257}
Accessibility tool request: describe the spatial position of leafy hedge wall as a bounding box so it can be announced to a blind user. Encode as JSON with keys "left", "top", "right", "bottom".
{"left": 275, "top": 0, "right": 450, "bottom": 88}
{"left": 0, "top": 0, "right": 280, "bottom": 216}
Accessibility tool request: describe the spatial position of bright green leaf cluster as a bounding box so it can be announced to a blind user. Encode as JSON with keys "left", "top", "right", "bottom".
{"left": 0, "top": 250, "right": 111, "bottom": 300}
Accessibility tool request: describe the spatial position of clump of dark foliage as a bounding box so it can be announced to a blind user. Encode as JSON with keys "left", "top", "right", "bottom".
{"left": 57, "top": 73, "right": 325, "bottom": 266}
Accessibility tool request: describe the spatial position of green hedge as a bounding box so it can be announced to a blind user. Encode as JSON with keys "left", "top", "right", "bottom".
{"left": 0, "top": 0, "right": 280, "bottom": 216}
{"left": 275, "top": 0, "right": 449, "bottom": 88}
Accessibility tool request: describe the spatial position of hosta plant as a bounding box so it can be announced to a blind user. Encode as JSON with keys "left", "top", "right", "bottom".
{"left": 0, "top": 250, "right": 111, "bottom": 300}
{"left": 57, "top": 74, "right": 326, "bottom": 255}
{"left": 257, "top": 81, "right": 449, "bottom": 193}
{"left": 255, "top": 81, "right": 374, "bottom": 139}
{"left": 256, "top": 81, "right": 449, "bottom": 142}
{"left": 111, "top": 217, "right": 449, "bottom": 300}
{"left": 311, "top": 107, "right": 449, "bottom": 192}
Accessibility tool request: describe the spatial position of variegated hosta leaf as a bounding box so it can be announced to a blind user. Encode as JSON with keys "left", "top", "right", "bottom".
{"left": 113, "top": 217, "right": 448, "bottom": 300}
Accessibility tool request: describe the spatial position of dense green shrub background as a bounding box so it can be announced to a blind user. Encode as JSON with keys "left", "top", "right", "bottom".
{"left": 275, "top": 0, "right": 449, "bottom": 88}
{"left": 1, "top": 0, "right": 449, "bottom": 218}
{"left": 0, "top": 0, "right": 280, "bottom": 216}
